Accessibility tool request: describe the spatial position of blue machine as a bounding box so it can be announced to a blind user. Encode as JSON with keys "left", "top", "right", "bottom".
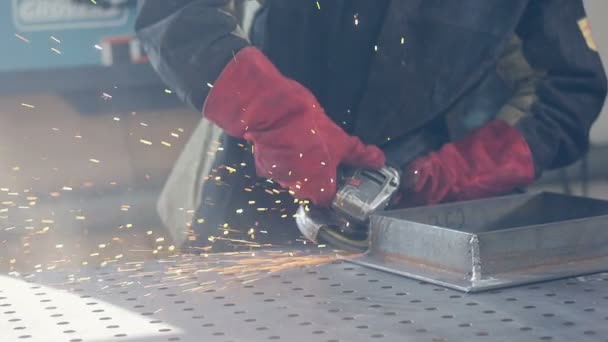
{"left": 2, "top": 0, "right": 140, "bottom": 71}
{"left": 0, "top": 0, "right": 163, "bottom": 95}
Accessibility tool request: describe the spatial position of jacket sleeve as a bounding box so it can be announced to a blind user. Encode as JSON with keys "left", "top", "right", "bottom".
{"left": 135, "top": 0, "right": 250, "bottom": 111}
{"left": 508, "top": 0, "right": 607, "bottom": 175}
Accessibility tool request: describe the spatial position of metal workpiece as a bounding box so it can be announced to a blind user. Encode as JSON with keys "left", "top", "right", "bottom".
{"left": 356, "top": 192, "right": 608, "bottom": 292}
{"left": 2, "top": 251, "right": 608, "bottom": 342}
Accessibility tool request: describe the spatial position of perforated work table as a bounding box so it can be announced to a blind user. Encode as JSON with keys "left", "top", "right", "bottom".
{"left": 1, "top": 250, "right": 607, "bottom": 342}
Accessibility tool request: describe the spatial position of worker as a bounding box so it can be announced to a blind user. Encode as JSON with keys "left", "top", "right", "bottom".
{"left": 135, "top": 1, "right": 606, "bottom": 249}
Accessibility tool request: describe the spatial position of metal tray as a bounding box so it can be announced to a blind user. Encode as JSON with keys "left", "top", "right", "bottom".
{"left": 353, "top": 192, "right": 608, "bottom": 292}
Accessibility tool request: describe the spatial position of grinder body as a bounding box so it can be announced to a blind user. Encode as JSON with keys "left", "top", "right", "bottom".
{"left": 296, "top": 166, "right": 401, "bottom": 251}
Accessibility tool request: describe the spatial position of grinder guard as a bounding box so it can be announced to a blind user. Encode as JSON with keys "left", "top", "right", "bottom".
{"left": 296, "top": 166, "right": 401, "bottom": 251}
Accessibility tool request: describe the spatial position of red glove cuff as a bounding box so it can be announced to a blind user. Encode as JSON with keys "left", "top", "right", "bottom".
{"left": 200, "top": 47, "right": 385, "bottom": 206}
{"left": 203, "top": 47, "right": 311, "bottom": 137}
{"left": 405, "top": 120, "right": 535, "bottom": 206}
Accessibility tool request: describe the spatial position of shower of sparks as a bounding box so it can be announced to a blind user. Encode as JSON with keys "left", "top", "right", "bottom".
{"left": 0, "top": 72, "right": 349, "bottom": 291}
{"left": 15, "top": 34, "right": 30, "bottom": 43}
{"left": 100, "top": 251, "right": 355, "bottom": 293}
{"left": 219, "top": 253, "right": 344, "bottom": 281}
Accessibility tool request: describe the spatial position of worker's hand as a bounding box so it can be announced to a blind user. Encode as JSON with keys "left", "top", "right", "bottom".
{"left": 399, "top": 120, "right": 535, "bottom": 206}
{"left": 203, "top": 47, "right": 385, "bottom": 206}
{"left": 246, "top": 111, "right": 385, "bottom": 207}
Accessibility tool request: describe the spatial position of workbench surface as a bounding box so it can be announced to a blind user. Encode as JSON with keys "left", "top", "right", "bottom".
{"left": 2, "top": 249, "right": 607, "bottom": 342}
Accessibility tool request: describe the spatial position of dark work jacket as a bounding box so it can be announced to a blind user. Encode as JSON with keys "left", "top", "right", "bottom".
{"left": 136, "top": 0, "right": 607, "bottom": 247}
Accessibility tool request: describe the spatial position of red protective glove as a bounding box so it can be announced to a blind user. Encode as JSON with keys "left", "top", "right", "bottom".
{"left": 203, "top": 47, "right": 385, "bottom": 206}
{"left": 402, "top": 120, "right": 535, "bottom": 206}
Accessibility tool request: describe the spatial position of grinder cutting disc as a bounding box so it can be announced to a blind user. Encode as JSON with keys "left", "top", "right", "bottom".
{"left": 317, "top": 224, "right": 369, "bottom": 252}
{"left": 296, "top": 166, "right": 401, "bottom": 252}
{"left": 295, "top": 204, "right": 370, "bottom": 252}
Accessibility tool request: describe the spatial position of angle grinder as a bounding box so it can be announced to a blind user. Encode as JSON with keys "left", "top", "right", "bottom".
{"left": 295, "top": 166, "right": 401, "bottom": 251}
